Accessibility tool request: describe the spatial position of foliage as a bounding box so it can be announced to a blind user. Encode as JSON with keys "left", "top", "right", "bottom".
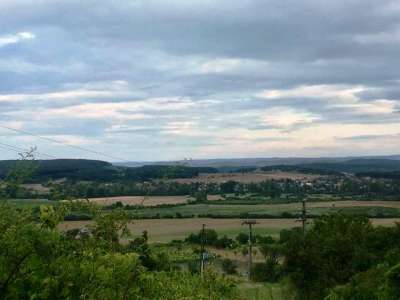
{"left": 0, "top": 202, "right": 238, "bottom": 299}
{"left": 123, "top": 165, "right": 218, "bottom": 181}
{"left": 221, "top": 258, "right": 237, "bottom": 275}
{"left": 282, "top": 213, "right": 400, "bottom": 300}
{"left": 214, "top": 235, "right": 236, "bottom": 249}
{"left": 0, "top": 160, "right": 218, "bottom": 183}
{"left": 251, "top": 263, "right": 271, "bottom": 282}
{"left": 185, "top": 229, "right": 237, "bottom": 249}
{"left": 0, "top": 158, "right": 237, "bottom": 299}
{"left": 185, "top": 229, "right": 218, "bottom": 245}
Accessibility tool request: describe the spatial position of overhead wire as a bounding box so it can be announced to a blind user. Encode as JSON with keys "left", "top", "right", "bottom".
{"left": 0, "top": 124, "right": 128, "bottom": 162}
{"left": 0, "top": 141, "right": 57, "bottom": 159}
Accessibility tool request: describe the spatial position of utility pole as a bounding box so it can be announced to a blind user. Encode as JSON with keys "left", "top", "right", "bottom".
{"left": 242, "top": 219, "right": 257, "bottom": 280}
{"left": 200, "top": 223, "right": 206, "bottom": 276}
{"left": 296, "top": 197, "right": 308, "bottom": 235}
{"left": 301, "top": 199, "right": 307, "bottom": 233}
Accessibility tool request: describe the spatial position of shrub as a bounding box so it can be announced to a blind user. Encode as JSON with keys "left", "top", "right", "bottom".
{"left": 221, "top": 258, "right": 237, "bottom": 274}
{"left": 251, "top": 260, "right": 281, "bottom": 282}
{"left": 214, "top": 235, "right": 236, "bottom": 249}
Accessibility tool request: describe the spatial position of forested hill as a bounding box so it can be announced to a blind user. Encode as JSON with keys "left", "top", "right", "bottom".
{"left": 0, "top": 159, "right": 116, "bottom": 181}
{"left": 1, "top": 157, "right": 400, "bottom": 182}
{"left": 297, "top": 159, "right": 400, "bottom": 173}
{"left": 0, "top": 159, "right": 217, "bottom": 182}
{"left": 261, "top": 159, "right": 400, "bottom": 175}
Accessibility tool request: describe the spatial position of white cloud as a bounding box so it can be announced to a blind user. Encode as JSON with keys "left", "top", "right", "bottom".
{"left": 331, "top": 99, "right": 397, "bottom": 115}
{"left": 257, "top": 84, "right": 364, "bottom": 101}
{"left": 196, "top": 58, "right": 242, "bottom": 74}
{"left": 0, "top": 31, "right": 35, "bottom": 47}
{"left": 0, "top": 81, "right": 133, "bottom": 102}
{"left": 4, "top": 97, "right": 201, "bottom": 122}
{"left": 262, "top": 107, "right": 320, "bottom": 128}
{"left": 162, "top": 121, "right": 199, "bottom": 135}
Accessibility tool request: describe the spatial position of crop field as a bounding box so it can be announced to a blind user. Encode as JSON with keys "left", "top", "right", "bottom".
{"left": 85, "top": 194, "right": 221, "bottom": 206}
{"left": 59, "top": 217, "right": 400, "bottom": 243}
{"left": 23, "top": 183, "right": 50, "bottom": 194}
{"left": 171, "top": 171, "right": 323, "bottom": 184}
{"left": 6, "top": 198, "right": 55, "bottom": 208}
{"left": 128, "top": 200, "right": 400, "bottom": 218}
{"left": 59, "top": 218, "right": 299, "bottom": 242}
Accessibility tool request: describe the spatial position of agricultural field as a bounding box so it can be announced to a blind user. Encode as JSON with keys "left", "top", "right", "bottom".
{"left": 6, "top": 198, "right": 55, "bottom": 208}
{"left": 59, "top": 217, "right": 400, "bottom": 243}
{"left": 127, "top": 200, "right": 400, "bottom": 218}
{"left": 171, "top": 171, "right": 323, "bottom": 184}
{"left": 85, "top": 194, "right": 221, "bottom": 206}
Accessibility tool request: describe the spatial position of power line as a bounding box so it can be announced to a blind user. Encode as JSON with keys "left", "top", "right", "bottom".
{"left": 0, "top": 125, "right": 128, "bottom": 162}
{"left": 0, "top": 142, "right": 56, "bottom": 159}
{"left": 0, "top": 144, "right": 21, "bottom": 157}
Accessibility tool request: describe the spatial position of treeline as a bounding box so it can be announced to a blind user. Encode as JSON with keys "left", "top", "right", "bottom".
{"left": 123, "top": 165, "right": 217, "bottom": 181}
{"left": 295, "top": 158, "right": 400, "bottom": 174}
{"left": 357, "top": 170, "right": 400, "bottom": 180}
{"left": 260, "top": 165, "right": 339, "bottom": 175}
{"left": 45, "top": 180, "right": 287, "bottom": 200}
{"left": 0, "top": 159, "right": 116, "bottom": 181}
{"left": 0, "top": 159, "right": 218, "bottom": 182}
{"left": 261, "top": 159, "right": 400, "bottom": 175}
{"left": 43, "top": 177, "right": 400, "bottom": 200}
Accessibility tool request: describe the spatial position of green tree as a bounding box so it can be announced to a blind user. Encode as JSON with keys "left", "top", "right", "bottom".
{"left": 283, "top": 213, "right": 375, "bottom": 299}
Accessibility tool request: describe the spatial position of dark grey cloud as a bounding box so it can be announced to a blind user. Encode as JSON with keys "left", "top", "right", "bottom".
{"left": 1, "top": 0, "right": 400, "bottom": 160}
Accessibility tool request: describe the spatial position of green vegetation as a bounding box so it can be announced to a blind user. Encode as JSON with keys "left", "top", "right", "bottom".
{"left": 0, "top": 202, "right": 238, "bottom": 299}
{"left": 126, "top": 203, "right": 400, "bottom": 219}
{"left": 283, "top": 214, "right": 400, "bottom": 299}
{"left": 292, "top": 158, "right": 400, "bottom": 173}
{"left": 357, "top": 170, "right": 400, "bottom": 180}
{"left": 2, "top": 156, "right": 400, "bottom": 299}
{"left": 0, "top": 159, "right": 217, "bottom": 183}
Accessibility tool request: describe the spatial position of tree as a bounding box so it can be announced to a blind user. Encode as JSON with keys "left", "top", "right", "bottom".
{"left": 283, "top": 213, "right": 375, "bottom": 299}
{"left": 0, "top": 157, "right": 238, "bottom": 299}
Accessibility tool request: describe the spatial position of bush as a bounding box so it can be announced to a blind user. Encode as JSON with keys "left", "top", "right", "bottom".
{"left": 185, "top": 229, "right": 218, "bottom": 246}
{"left": 256, "top": 235, "right": 274, "bottom": 244}
{"left": 251, "top": 260, "right": 281, "bottom": 282}
{"left": 221, "top": 258, "right": 237, "bottom": 274}
{"left": 236, "top": 232, "right": 249, "bottom": 245}
{"left": 214, "top": 235, "right": 236, "bottom": 249}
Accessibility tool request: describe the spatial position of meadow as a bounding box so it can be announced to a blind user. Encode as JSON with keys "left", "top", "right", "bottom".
{"left": 170, "top": 170, "right": 323, "bottom": 184}
{"left": 59, "top": 217, "right": 400, "bottom": 243}
{"left": 126, "top": 200, "right": 400, "bottom": 218}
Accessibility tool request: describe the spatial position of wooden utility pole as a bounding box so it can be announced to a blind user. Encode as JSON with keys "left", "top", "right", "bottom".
{"left": 200, "top": 223, "right": 206, "bottom": 276}
{"left": 242, "top": 219, "right": 257, "bottom": 280}
{"left": 297, "top": 198, "right": 307, "bottom": 234}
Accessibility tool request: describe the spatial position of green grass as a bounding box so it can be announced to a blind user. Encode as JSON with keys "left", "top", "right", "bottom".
{"left": 128, "top": 203, "right": 294, "bottom": 218}
{"left": 5, "top": 198, "right": 56, "bottom": 208}
{"left": 128, "top": 203, "right": 400, "bottom": 219}
{"left": 211, "top": 227, "right": 286, "bottom": 238}
{"left": 238, "top": 282, "right": 291, "bottom": 300}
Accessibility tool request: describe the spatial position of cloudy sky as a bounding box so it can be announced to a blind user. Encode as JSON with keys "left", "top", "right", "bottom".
{"left": 1, "top": 0, "right": 400, "bottom": 161}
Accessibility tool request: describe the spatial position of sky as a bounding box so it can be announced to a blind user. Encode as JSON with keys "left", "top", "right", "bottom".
{"left": 0, "top": 0, "right": 400, "bottom": 162}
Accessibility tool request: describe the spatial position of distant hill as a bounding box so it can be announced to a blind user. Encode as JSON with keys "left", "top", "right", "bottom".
{"left": 261, "top": 159, "right": 400, "bottom": 175}
{"left": 115, "top": 155, "right": 400, "bottom": 169}
{"left": 1, "top": 156, "right": 400, "bottom": 183}
{"left": 296, "top": 159, "right": 400, "bottom": 174}
{"left": 0, "top": 159, "right": 218, "bottom": 182}
{"left": 0, "top": 159, "right": 117, "bottom": 181}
